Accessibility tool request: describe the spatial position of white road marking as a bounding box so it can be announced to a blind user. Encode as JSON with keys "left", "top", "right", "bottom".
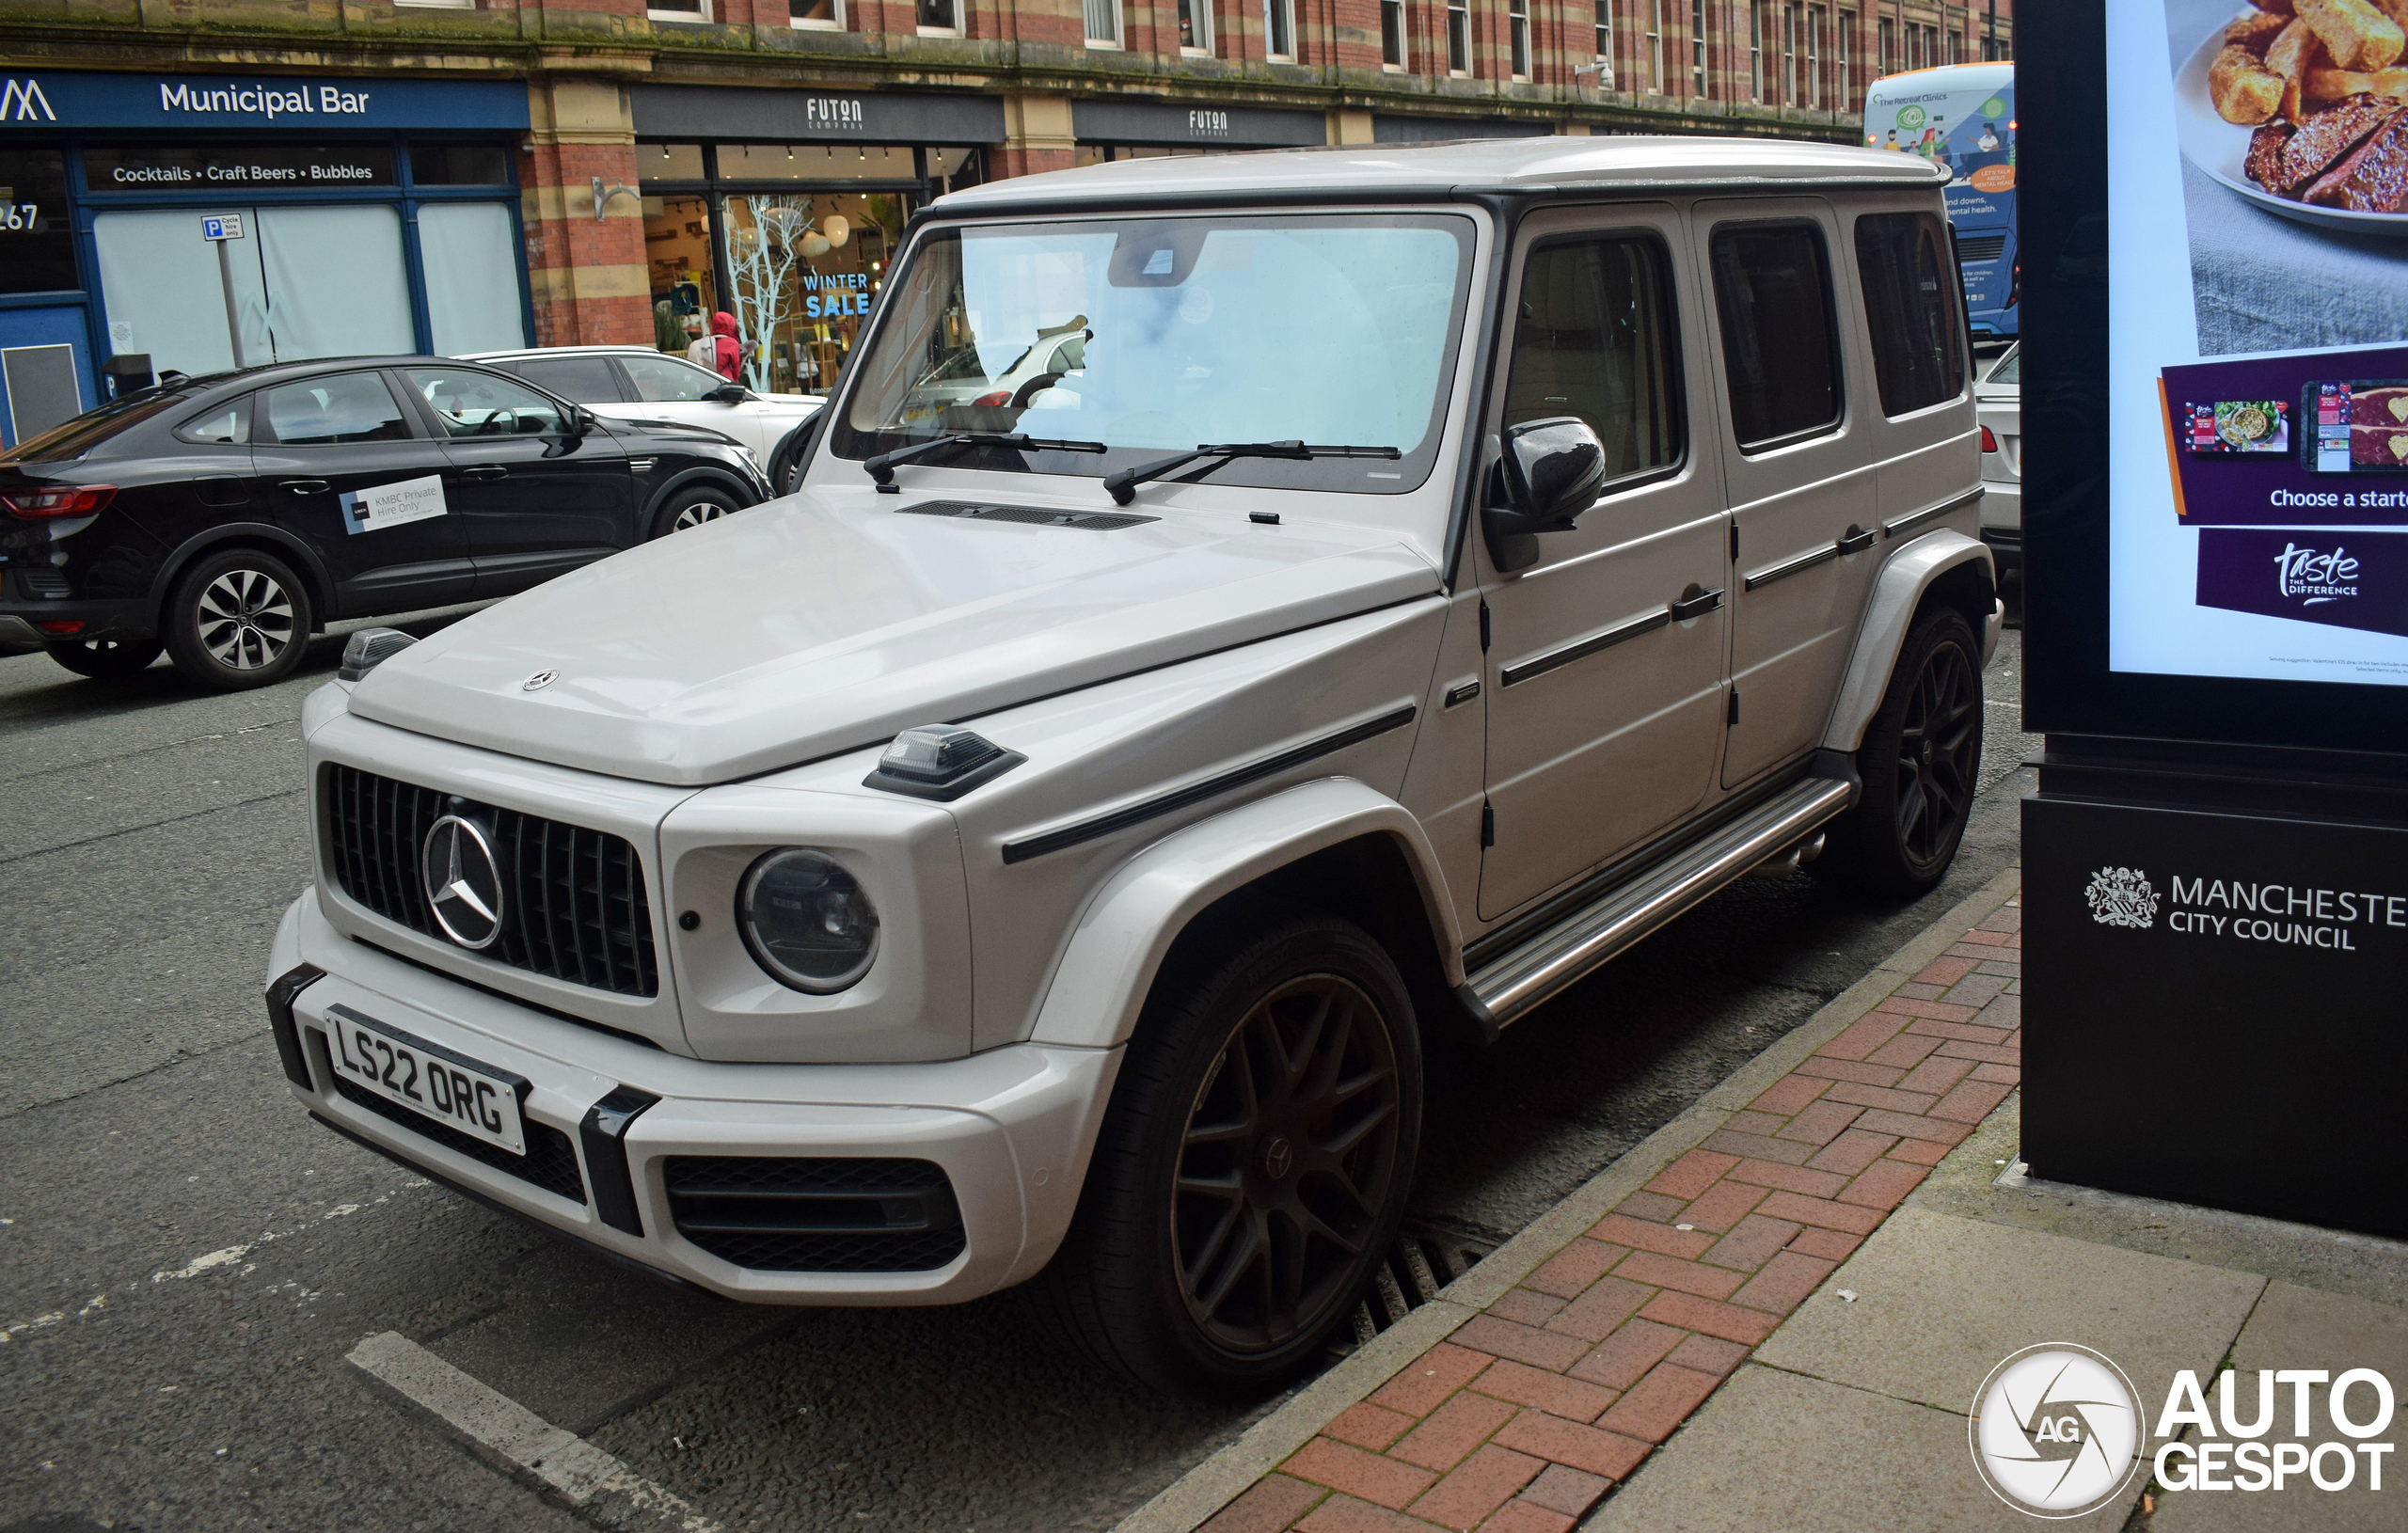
{"left": 347, "top": 1332, "right": 721, "bottom": 1533}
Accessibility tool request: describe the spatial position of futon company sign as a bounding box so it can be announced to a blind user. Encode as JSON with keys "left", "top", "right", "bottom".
{"left": 0, "top": 71, "right": 529, "bottom": 132}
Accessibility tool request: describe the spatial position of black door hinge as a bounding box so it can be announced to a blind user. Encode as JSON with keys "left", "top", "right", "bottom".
{"left": 1481, "top": 802, "right": 1496, "bottom": 847}
{"left": 1729, "top": 523, "right": 1740, "bottom": 563}
{"left": 1727, "top": 689, "right": 1741, "bottom": 725}
{"left": 1479, "top": 600, "right": 1491, "bottom": 652}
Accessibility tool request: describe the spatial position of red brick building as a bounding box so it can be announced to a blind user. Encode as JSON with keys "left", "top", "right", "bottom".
{"left": 0, "top": 0, "right": 2008, "bottom": 428}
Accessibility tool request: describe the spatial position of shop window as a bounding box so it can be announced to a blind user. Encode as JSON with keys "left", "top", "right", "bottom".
{"left": 261, "top": 372, "right": 413, "bottom": 447}
{"left": 1178, "top": 0, "right": 1212, "bottom": 52}
{"left": 1085, "top": 0, "right": 1122, "bottom": 46}
{"left": 649, "top": 0, "right": 711, "bottom": 22}
{"left": 410, "top": 144, "right": 511, "bottom": 187}
{"left": 1265, "top": 0, "right": 1294, "bottom": 60}
{"left": 1505, "top": 236, "right": 1683, "bottom": 483}
{"left": 718, "top": 191, "right": 901, "bottom": 394}
{"left": 642, "top": 143, "right": 707, "bottom": 182}
{"left": 0, "top": 148, "right": 76, "bottom": 295}
{"left": 420, "top": 202, "right": 530, "bottom": 356}
{"left": 918, "top": 0, "right": 961, "bottom": 33}
{"left": 791, "top": 0, "right": 844, "bottom": 28}
{"left": 1854, "top": 211, "right": 1962, "bottom": 417}
{"left": 1448, "top": 0, "right": 1469, "bottom": 73}
{"left": 1709, "top": 220, "right": 1842, "bottom": 450}
{"left": 1383, "top": 0, "right": 1406, "bottom": 68}
{"left": 1511, "top": 0, "right": 1531, "bottom": 79}
{"left": 404, "top": 367, "right": 572, "bottom": 439}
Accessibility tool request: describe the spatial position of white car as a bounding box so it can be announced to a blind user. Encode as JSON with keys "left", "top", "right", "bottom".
{"left": 463, "top": 345, "right": 825, "bottom": 494}
{"left": 276, "top": 139, "right": 1997, "bottom": 1401}
{"left": 1976, "top": 343, "right": 2020, "bottom": 575}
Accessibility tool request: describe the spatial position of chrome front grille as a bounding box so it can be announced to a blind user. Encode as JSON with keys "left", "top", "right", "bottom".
{"left": 320, "top": 763, "right": 661, "bottom": 998}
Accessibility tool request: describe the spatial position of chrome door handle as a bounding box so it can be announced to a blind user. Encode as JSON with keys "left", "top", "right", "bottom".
{"left": 459, "top": 466, "right": 510, "bottom": 480}
{"left": 1668, "top": 587, "right": 1725, "bottom": 622}
{"left": 278, "top": 479, "right": 329, "bottom": 495}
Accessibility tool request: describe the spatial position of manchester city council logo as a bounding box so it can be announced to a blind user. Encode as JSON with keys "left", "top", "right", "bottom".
{"left": 2083, "top": 867, "right": 2158, "bottom": 930}
{"left": 1971, "top": 1345, "right": 2145, "bottom": 1518}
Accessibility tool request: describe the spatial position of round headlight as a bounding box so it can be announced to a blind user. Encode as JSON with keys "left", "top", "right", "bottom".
{"left": 736, "top": 848, "right": 880, "bottom": 994}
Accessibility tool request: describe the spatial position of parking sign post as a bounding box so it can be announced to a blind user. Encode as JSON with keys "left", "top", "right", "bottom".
{"left": 200, "top": 212, "right": 252, "bottom": 369}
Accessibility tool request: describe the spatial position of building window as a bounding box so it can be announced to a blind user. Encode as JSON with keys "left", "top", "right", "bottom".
{"left": 1750, "top": 3, "right": 1765, "bottom": 102}
{"left": 1838, "top": 8, "right": 1854, "bottom": 103}
{"left": 1597, "top": 0, "right": 1612, "bottom": 67}
{"left": 1449, "top": 0, "right": 1471, "bottom": 73}
{"left": 1692, "top": 0, "right": 1709, "bottom": 96}
{"left": 790, "top": 0, "right": 842, "bottom": 27}
{"left": 1265, "top": 0, "right": 1294, "bottom": 59}
{"left": 648, "top": 0, "right": 709, "bottom": 20}
{"left": 1782, "top": 4, "right": 1798, "bottom": 104}
{"left": 1178, "top": 0, "right": 1212, "bottom": 51}
{"left": 1511, "top": 0, "right": 1532, "bottom": 79}
{"left": 1647, "top": 0, "right": 1665, "bottom": 92}
{"left": 1383, "top": 0, "right": 1407, "bottom": 67}
{"left": 917, "top": 0, "right": 959, "bottom": 32}
{"left": 1877, "top": 16, "right": 1893, "bottom": 76}
{"left": 1085, "top": 0, "right": 1121, "bottom": 45}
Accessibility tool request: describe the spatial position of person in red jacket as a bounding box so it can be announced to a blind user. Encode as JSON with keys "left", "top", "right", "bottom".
{"left": 706, "top": 311, "right": 743, "bottom": 383}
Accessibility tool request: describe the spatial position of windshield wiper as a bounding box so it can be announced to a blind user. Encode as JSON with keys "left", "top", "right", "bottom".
{"left": 1102, "top": 441, "right": 1401, "bottom": 506}
{"left": 864, "top": 432, "right": 1107, "bottom": 494}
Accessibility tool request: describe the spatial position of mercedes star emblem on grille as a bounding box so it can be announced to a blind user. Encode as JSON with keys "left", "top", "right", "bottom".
{"left": 420, "top": 814, "right": 506, "bottom": 951}
{"left": 522, "top": 670, "right": 557, "bottom": 691}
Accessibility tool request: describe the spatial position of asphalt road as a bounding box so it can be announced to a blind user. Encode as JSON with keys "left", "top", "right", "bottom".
{"left": 0, "top": 611, "right": 2036, "bottom": 1533}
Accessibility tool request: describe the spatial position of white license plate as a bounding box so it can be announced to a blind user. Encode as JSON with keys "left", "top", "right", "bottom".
{"left": 324, "top": 1005, "right": 528, "bottom": 1156}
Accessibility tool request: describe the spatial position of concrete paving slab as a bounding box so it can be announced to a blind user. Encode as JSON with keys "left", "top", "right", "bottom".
{"left": 1754, "top": 1207, "right": 2265, "bottom": 1415}
{"left": 2149, "top": 1282, "right": 2407, "bottom": 1533}
{"left": 1584, "top": 1363, "right": 2123, "bottom": 1532}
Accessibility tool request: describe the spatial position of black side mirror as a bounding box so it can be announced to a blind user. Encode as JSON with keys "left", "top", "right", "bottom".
{"left": 710, "top": 383, "right": 748, "bottom": 404}
{"left": 1482, "top": 416, "right": 1608, "bottom": 573}
{"left": 565, "top": 406, "right": 598, "bottom": 437}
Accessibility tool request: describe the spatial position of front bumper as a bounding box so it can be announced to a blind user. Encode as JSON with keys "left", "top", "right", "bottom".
{"left": 269, "top": 888, "right": 1120, "bottom": 1304}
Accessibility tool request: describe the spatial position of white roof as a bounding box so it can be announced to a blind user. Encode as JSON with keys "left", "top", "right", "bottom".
{"left": 936, "top": 135, "right": 1944, "bottom": 213}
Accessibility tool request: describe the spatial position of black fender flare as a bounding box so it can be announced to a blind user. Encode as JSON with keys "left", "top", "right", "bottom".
{"left": 641, "top": 466, "right": 759, "bottom": 537}
{"left": 147, "top": 523, "right": 338, "bottom": 632}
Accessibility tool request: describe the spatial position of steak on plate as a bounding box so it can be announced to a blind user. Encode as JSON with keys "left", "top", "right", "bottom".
{"left": 2273, "top": 93, "right": 2405, "bottom": 190}
{"left": 2305, "top": 108, "right": 2408, "bottom": 207}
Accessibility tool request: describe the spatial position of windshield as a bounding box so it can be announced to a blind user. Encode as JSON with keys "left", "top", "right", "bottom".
{"left": 834, "top": 213, "right": 1475, "bottom": 496}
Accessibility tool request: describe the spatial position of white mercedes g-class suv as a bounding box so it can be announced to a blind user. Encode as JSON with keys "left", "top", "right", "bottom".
{"left": 267, "top": 138, "right": 1995, "bottom": 1399}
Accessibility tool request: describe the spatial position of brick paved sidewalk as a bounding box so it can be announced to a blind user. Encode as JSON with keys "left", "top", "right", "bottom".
{"left": 1194, "top": 897, "right": 2023, "bottom": 1533}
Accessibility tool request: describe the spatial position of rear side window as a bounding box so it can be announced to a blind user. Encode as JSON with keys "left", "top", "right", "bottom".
{"left": 1504, "top": 235, "right": 1684, "bottom": 484}
{"left": 262, "top": 373, "right": 413, "bottom": 447}
{"left": 176, "top": 398, "right": 250, "bottom": 445}
{"left": 516, "top": 356, "right": 626, "bottom": 403}
{"left": 1709, "top": 221, "right": 1842, "bottom": 451}
{"left": 1855, "top": 212, "right": 1965, "bottom": 416}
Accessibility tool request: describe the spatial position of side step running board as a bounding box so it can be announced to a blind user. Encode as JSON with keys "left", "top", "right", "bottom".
{"left": 1462, "top": 777, "right": 1854, "bottom": 1032}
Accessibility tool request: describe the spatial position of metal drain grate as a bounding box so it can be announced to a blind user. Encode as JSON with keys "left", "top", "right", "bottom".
{"left": 1331, "top": 1225, "right": 1497, "bottom": 1357}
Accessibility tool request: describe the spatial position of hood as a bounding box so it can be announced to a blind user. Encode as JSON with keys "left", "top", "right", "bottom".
{"left": 710, "top": 311, "right": 738, "bottom": 338}
{"left": 347, "top": 489, "right": 1441, "bottom": 785}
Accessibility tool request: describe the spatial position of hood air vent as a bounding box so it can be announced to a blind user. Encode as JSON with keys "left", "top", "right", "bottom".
{"left": 899, "top": 499, "right": 1156, "bottom": 531}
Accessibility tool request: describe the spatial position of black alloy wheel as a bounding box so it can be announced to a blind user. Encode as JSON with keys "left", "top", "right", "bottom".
{"left": 163, "top": 548, "right": 313, "bottom": 690}
{"left": 47, "top": 637, "right": 164, "bottom": 680}
{"left": 652, "top": 486, "right": 741, "bottom": 539}
{"left": 1038, "top": 914, "right": 1423, "bottom": 1399}
{"left": 1893, "top": 628, "right": 1980, "bottom": 868}
{"left": 1173, "top": 972, "right": 1405, "bottom": 1356}
{"left": 1816, "top": 606, "right": 1984, "bottom": 896}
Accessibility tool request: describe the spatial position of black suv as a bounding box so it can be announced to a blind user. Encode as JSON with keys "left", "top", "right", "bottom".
{"left": 0, "top": 356, "right": 769, "bottom": 689}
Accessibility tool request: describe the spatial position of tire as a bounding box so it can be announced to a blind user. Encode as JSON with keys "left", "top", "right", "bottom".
{"left": 650, "top": 484, "right": 742, "bottom": 539}
{"left": 1037, "top": 913, "right": 1423, "bottom": 1400}
{"left": 47, "top": 637, "right": 164, "bottom": 680}
{"left": 1816, "top": 606, "right": 1984, "bottom": 896}
{"left": 162, "top": 549, "right": 312, "bottom": 690}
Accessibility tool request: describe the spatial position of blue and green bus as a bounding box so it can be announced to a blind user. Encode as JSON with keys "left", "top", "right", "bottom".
{"left": 1862, "top": 62, "right": 2017, "bottom": 340}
